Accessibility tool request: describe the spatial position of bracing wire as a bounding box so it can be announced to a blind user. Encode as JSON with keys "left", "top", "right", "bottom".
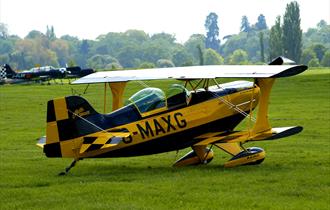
{"left": 67, "top": 109, "right": 106, "bottom": 132}
{"left": 189, "top": 79, "right": 256, "bottom": 122}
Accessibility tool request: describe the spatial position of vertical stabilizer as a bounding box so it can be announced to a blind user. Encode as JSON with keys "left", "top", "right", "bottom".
{"left": 44, "top": 96, "right": 99, "bottom": 158}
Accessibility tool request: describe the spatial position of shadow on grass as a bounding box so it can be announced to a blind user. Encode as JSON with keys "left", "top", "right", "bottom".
{"left": 61, "top": 159, "right": 291, "bottom": 180}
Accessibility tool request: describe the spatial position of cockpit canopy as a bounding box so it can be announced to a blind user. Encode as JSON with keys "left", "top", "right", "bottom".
{"left": 128, "top": 87, "right": 166, "bottom": 113}
{"left": 126, "top": 84, "right": 190, "bottom": 114}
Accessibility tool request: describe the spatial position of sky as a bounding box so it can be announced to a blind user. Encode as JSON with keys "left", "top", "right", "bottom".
{"left": 0, "top": 0, "right": 329, "bottom": 43}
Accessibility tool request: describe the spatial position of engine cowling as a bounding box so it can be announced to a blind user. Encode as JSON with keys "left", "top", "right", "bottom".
{"left": 224, "top": 147, "right": 265, "bottom": 168}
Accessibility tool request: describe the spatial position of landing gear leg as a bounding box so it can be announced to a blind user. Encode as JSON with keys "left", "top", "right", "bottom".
{"left": 58, "top": 159, "right": 80, "bottom": 176}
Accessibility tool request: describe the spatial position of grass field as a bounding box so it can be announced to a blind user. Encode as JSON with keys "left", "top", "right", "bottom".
{"left": 0, "top": 68, "right": 329, "bottom": 209}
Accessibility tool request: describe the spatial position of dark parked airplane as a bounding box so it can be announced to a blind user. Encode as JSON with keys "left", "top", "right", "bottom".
{"left": 0, "top": 64, "right": 66, "bottom": 83}
{"left": 0, "top": 64, "right": 95, "bottom": 84}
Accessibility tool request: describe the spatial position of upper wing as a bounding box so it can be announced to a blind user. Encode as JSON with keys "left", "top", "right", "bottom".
{"left": 72, "top": 65, "right": 307, "bottom": 84}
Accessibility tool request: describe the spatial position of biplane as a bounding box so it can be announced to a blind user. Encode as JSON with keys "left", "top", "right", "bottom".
{"left": 37, "top": 57, "right": 308, "bottom": 175}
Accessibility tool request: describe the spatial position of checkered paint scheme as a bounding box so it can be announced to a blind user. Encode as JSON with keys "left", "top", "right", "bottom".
{"left": 0, "top": 65, "right": 6, "bottom": 80}
{"left": 43, "top": 97, "right": 130, "bottom": 157}
{"left": 79, "top": 133, "right": 127, "bottom": 154}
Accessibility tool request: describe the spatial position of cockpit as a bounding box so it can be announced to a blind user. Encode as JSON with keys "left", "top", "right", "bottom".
{"left": 126, "top": 84, "right": 190, "bottom": 115}
{"left": 102, "top": 81, "right": 254, "bottom": 128}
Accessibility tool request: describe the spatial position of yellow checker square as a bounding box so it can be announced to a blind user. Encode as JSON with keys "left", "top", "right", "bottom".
{"left": 93, "top": 137, "right": 109, "bottom": 145}
{"left": 54, "top": 98, "right": 69, "bottom": 121}
{"left": 46, "top": 121, "right": 59, "bottom": 144}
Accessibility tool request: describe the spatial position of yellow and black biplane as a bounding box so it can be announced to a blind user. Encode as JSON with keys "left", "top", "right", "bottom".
{"left": 37, "top": 57, "right": 308, "bottom": 175}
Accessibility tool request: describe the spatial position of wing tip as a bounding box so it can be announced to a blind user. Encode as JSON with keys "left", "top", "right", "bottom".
{"left": 271, "top": 65, "right": 308, "bottom": 78}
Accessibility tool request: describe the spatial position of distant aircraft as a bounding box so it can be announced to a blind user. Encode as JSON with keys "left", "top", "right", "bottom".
{"left": 0, "top": 64, "right": 27, "bottom": 84}
{"left": 37, "top": 57, "right": 308, "bottom": 175}
{"left": 0, "top": 64, "right": 95, "bottom": 84}
{"left": 0, "top": 64, "right": 17, "bottom": 79}
{"left": 0, "top": 64, "right": 66, "bottom": 84}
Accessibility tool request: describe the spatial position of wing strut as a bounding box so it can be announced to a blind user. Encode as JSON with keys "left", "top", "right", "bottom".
{"left": 250, "top": 78, "right": 275, "bottom": 136}
{"left": 110, "top": 82, "right": 127, "bottom": 111}
{"left": 102, "top": 82, "right": 127, "bottom": 113}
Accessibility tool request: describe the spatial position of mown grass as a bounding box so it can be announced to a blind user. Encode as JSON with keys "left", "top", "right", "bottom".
{"left": 0, "top": 68, "right": 329, "bottom": 210}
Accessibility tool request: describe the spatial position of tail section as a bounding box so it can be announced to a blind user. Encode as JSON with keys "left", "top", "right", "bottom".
{"left": 4, "top": 64, "right": 17, "bottom": 78}
{"left": 44, "top": 96, "right": 100, "bottom": 157}
{"left": 1, "top": 64, "right": 16, "bottom": 79}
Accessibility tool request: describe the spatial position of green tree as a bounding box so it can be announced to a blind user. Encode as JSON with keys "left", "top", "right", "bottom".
{"left": 117, "top": 45, "right": 141, "bottom": 68}
{"left": 321, "top": 50, "right": 330, "bottom": 67}
{"left": 92, "top": 32, "right": 127, "bottom": 56}
{"left": 228, "top": 49, "right": 249, "bottom": 64}
{"left": 240, "top": 16, "right": 251, "bottom": 33}
{"left": 60, "top": 35, "right": 84, "bottom": 67}
{"left": 204, "top": 12, "right": 220, "bottom": 52}
{"left": 303, "top": 21, "right": 330, "bottom": 49}
{"left": 317, "top": 20, "right": 327, "bottom": 29}
{"left": 105, "top": 62, "right": 123, "bottom": 70}
{"left": 25, "top": 30, "right": 45, "bottom": 39}
{"left": 203, "top": 48, "right": 224, "bottom": 65}
{"left": 0, "top": 39, "right": 14, "bottom": 54}
{"left": 255, "top": 14, "right": 267, "bottom": 30}
{"left": 139, "top": 62, "right": 155, "bottom": 69}
{"left": 87, "top": 54, "right": 120, "bottom": 69}
{"left": 301, "top": 48, "right": 317, "bottom": 65}
{"left": 46, "top": 25, "right": 56, "bottom": 40}
{"left": 0, "top": 54, "right": 10, "bottom": 64}
{"left": 259, "top": 32, "right": 265, "bottom": 62}
{"left": 222, "top": 32, "right": 263, "bottom": 63}
{"left": 151, "top": 33, "right": 176, "bottom": 43}
{"left": 50, "top": 39, "right": 70, "bottom": 66}
{"left": 67, "top": 59, "right": 76, "bottom": 67}
{"left": 172, "top": 48, "right": 193, "bottom": 67}
{"left": 311, "top": 44, "right": 326, "bottom": 61}
{"left": 13, "top": 36, "right": 59, "bottom": 68}
{"left": 124, "top": 30, "right": 148, "bottom": 44}
{"left": 184, "top": 34, "right": 205, "bottom": 65}
{"left": 197, "top": 45, "right": 204, "bottom": 65}
{"left": 0, "top": 22, "right": 9, "bottom": 39}
{"left": 78, "top": 39, "right": 90, "bottom": 67}
{"left": 269, "top": 16, "right": 283, "bottom": 61}
{"left": 156, "top": 59, "right": 175, "bottom": 68}
{"left": 282, "top": 1, "right": 302, "bottom": 62}
{"left": 142, "top": 43, "right": 171, "bottom": 64}
{"left": 308, "top": 58, "right": 320, "bottom": 67}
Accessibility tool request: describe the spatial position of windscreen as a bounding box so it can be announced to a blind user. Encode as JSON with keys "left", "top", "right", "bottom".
{"left": 127, "top": 88, "right": 166, "bottom": 113}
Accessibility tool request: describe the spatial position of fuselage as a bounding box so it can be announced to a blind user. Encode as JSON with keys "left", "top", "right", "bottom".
{"left": 73, "top": 81, "right": 260, "bottom": 158}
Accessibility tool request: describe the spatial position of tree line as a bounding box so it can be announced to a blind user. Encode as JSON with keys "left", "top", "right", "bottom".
{"left": 0, "top": 1, "right": 329, "bottom": 70}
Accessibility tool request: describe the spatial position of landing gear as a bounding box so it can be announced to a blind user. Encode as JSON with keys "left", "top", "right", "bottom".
{"left": 173, "top": 146, "right": 214, "bottom": 167}
{"left": 58, "top": 159, "right": 81, "bottom": 176}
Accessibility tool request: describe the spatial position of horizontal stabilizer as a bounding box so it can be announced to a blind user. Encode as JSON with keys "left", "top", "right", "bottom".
{"left": 37, "top": 136, "right": 46, "bottom": 148}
